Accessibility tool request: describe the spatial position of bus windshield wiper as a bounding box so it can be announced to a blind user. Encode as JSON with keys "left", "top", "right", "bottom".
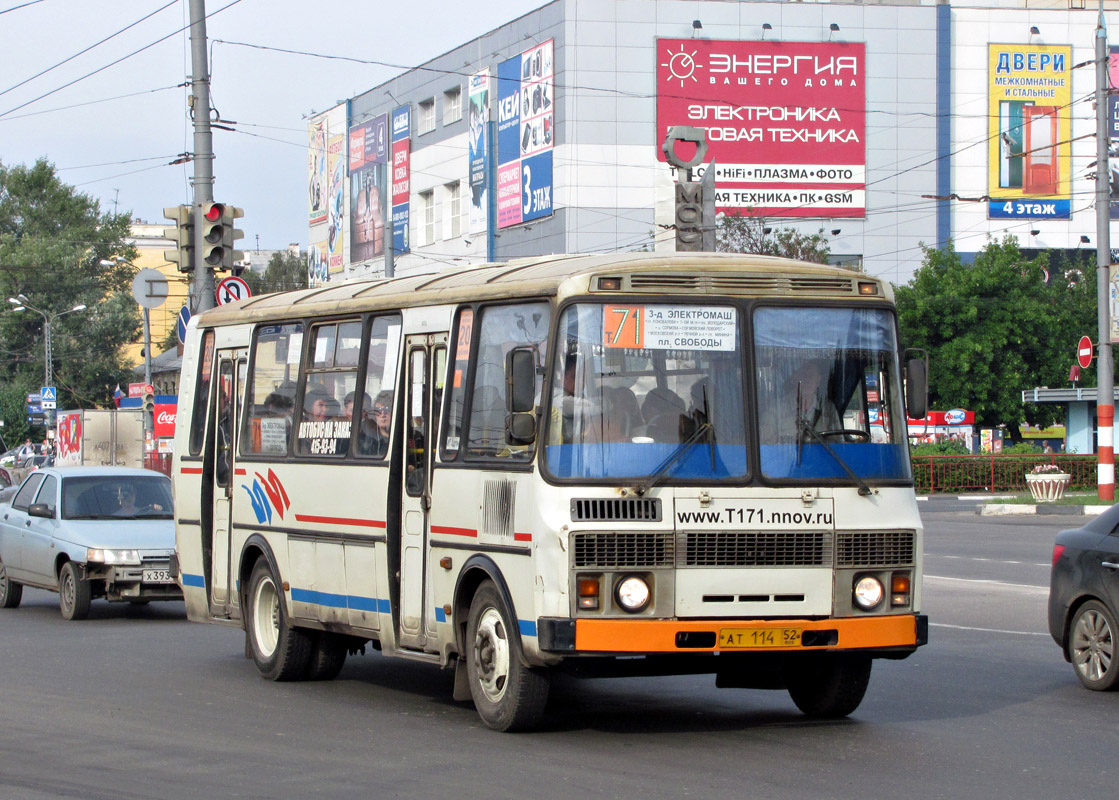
{"left": 796, "top": 409, "right": 873, "bottom": 497}
{"left": 633, "top": 420, "right": 714, "bottom": 497}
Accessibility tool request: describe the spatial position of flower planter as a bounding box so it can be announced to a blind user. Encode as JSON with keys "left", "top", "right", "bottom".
{"left": 1025, "top": 472, "right": 1070, "bottom": 502}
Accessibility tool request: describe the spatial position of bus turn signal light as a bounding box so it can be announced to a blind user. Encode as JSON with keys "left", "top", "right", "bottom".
{"left": 891, "top": 573, "right": 911, "bottom": 607}
{"left": 578, "top": 577, "right": 600, "bottom": 610}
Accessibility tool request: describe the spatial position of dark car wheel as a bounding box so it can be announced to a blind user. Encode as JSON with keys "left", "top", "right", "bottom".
{"left": 785, "top": 653, "right": 873, "bottom": 718}
{"left": 1069, "top": 600, "right": 1119, "bottom": 691}
{"left": 0, "top": 560, "right": 22, "bottom": 609}
{"left": 245, "top": 558, "right": 312, "bottom": 681}
{"left": 59, "top": 561, "right": 91, "bottom": 621}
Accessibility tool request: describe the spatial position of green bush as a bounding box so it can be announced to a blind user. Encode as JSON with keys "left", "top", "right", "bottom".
{"left": 910, "top": 440, "right": 969, "bottom": 456}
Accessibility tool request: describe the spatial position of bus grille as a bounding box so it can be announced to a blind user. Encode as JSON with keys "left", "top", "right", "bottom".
{"left": 836, "top": 531, "right": 915, "bottom": 567}
{"left": 571, "top": 497, "right": 661, "bottom": 522}
{"left": 681, "top": 531, "right": 831, "bottom": 567}
{"left": 573, "top": 532, "right": 674, "bottom": 568}
{"left": 627, "top": 274, "right": 858, "bottom": 295}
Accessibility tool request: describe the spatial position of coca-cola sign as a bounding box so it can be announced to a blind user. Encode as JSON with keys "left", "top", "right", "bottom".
{"left": 154, "top": 403, "right": 177, "bottom": 438}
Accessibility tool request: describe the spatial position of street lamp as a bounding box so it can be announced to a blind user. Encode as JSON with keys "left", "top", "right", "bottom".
{"left": 7, "top": 294, "right": 87, "bottom": 390}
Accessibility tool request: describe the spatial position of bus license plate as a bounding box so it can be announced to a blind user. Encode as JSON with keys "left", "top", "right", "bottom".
{"left": 142, "top": 569, "right": 174, "bottom": 584}
{"left": 718, "top": 627, "right": 802, "bottom": 648}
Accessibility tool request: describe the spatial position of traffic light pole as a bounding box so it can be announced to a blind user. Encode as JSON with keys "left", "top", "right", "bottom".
{"left": 1095, "top": 10, "right": 1114, "bottom": 500}
{"left": 189, "top": 0, "right": 216, "bottom": 313}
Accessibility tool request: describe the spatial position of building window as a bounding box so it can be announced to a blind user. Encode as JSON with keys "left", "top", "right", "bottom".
{"left": 418, "top": 98, "right": 435, "bottom": 134}
{"left": 419, "top": 190, "right": 435, "bottom": 245}
{"left": 443, "top": 86, "right": 462, "bottom": 125}
{"left": 444, "top": 181, "right": 461, "bottom": 239}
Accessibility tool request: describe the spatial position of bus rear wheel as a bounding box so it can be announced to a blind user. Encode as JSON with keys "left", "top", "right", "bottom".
{"left": 246, "top": 558, "right": 312, "bottom": 681}
{"left": 466, "top": 581, "right": 549, "bottom": 732}
{"left": 785, "top": 653, "right": 872, "bottom": 718}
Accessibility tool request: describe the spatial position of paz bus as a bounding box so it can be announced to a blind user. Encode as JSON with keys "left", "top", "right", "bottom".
{"left": 172, "top": 252, "right": 928, "bottom": 731}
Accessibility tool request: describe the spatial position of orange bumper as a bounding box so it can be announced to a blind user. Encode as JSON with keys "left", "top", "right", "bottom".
{"left": 573, "top": 614, "right": 920, "bottom": 653}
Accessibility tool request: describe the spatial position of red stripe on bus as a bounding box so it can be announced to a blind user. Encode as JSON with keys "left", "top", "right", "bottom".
{"left": 234, "top": 468, "right": 246, "bottom": 475}
{"left": 180, "top": 467, "right": 203, "bottom": 474}
{"left": 514, "top": 532, "right": 532, "bottom": 542}
{"left": 431, "top": 525, "right": 478, "bottom": 538}
{"left": 293, "top": 514, "right": 387, "bottom": 529}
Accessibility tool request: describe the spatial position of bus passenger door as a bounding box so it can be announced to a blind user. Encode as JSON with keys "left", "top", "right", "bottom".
{"left": 397, "top": 334, "right": 445, "bottom": 650}
{"left": 209, "top": 349, "right": 246, "bottom": 614}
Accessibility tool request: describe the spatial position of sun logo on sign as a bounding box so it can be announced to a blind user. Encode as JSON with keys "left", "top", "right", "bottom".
{"left": 662, "top": 43, "right": 702, "bottom": 88}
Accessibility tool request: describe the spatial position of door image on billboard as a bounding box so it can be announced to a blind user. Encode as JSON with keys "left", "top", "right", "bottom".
{"left": 998, "top": 101, "right": 1026, "bottom": 190}
{"left": 1023, "top": 106, "right": 1058, "bottom": 196}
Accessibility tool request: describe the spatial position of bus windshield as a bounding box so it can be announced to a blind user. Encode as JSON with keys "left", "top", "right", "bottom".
{"left": 544, "top": 302, "right": 747, "bottom": 481}
{"left": 754, "top": 305, "right": 911, "bottom": 482}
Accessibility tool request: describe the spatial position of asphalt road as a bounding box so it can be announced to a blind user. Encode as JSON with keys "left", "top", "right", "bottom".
{"left": 1, "top": 508, "right": 1116, "bottom": 799}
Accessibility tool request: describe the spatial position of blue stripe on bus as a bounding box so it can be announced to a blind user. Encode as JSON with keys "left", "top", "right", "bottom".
{"left": 519, "top": 619, "right": 537, "bottom": 638}
{"left": 435, "top": 606, "right": 446, "bottom": 623}
{"left": 290, "top": 587, "right": 390, "bottom": 615}
{"left": 182, "top": 573, "right": 206, "bottom": 588}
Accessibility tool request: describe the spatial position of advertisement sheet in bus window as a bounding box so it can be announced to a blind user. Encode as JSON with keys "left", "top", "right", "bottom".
{"left": 603, "top": 305, "right": 737, "bottom": 351}
{"left": 656, "top": 39, "right": 865, "bottom": 218}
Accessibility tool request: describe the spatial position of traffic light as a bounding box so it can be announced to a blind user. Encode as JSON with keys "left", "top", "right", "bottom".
{"left": 162, "top": 205, "right": 194, "bottom": 272}
{"left": 199, "top": 202, "right": 245, "bottom": 272}
{"left": 142, "top": 391, "right": 155, "bottom": 414}
{"left": 674, "top": 183, "right": 704, "bottom": 251}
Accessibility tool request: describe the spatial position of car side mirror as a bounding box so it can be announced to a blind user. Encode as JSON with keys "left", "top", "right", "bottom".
{"left": 28, "top": 503, "right": 54, "bottom": 519}
{"left": 507, "top": 412, "right": 537, "bottom": 445}
{"left": 506, "top": 347, "right": 537, "bottom": 414}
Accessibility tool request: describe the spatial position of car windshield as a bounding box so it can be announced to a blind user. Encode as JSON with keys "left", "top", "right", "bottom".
{"left": 61, "top": 475, "right": 174, "bottom": 520}
{"left": 754, "top": 306, "right": 911, "bottom": 482}
{"left": 544, "top": 302, "right": 746, "bottom": 481}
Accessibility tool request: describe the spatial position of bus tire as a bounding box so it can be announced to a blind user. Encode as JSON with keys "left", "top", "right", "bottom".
{"left": 466, "top": 581, "right": 549, "bottom": 732}
{"left": 0, "top": 560, "right": 22, "bottom": 608}
{"left": 785, "top": 653, "right": 872, "bottom": 718}
{"left": 305, "top": 632, "right": 347, "bottom": 680}
{"left": 246, "top": 558, "right": 312, "bottom": 681}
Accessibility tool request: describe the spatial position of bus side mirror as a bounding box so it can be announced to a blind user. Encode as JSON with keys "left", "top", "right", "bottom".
{"left": 506, "top": 348, "right": 536, "bottom": 414}
{"left": 904, "top": 349, "right": 928, "bottom": 420}
{"left": 507, "top": 412, "right": 537, "bottom": 445}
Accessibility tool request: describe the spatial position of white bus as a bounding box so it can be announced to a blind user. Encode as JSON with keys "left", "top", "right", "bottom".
{"left": 172, "top": 252, "right": 928, "bottom": 731}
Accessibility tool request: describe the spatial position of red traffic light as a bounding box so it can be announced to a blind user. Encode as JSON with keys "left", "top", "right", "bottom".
{"left": 204, "top": 202, "right": 224, "bottom": 222}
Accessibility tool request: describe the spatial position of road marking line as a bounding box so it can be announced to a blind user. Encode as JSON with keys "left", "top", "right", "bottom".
{"left": 925, "top": 574, "right": 1047, "bottom": 592}
{"left": 933, "top": 555, "right": 1050, "bottom": 568}
{"left": 930, "top": 622, "right": 1049, "bottom": 637}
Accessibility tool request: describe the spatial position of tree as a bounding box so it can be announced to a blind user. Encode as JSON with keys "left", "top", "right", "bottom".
{"left": 0, "top": 159, "right": 140, "bottom": 434}
{"left": 894, "top": 236, "right": 1096, "bottom": 441}
{"left": 242, "top": 251, "right": 308, "bottom": 296}
{"left": 716, "top": 212, "right": 832, "bottom": 264}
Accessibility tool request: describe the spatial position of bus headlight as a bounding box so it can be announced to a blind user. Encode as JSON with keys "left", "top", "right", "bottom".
{"left": 853, "top": 575, "right": 884, "bottom": 610}
{"left": 615, "top": 575, "right": 651, "bottom": 613}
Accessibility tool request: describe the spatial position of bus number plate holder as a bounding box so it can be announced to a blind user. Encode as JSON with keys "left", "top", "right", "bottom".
{"left": 718, "top": 627, "right": 802, "bottom": 648}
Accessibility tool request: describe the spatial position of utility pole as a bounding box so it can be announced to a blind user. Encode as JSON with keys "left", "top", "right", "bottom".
{"left": 1096, "top": 3, "right": 1115, "bottom": 500}
{"left": 189, "top": 0, "right": 216, "bottom": 313}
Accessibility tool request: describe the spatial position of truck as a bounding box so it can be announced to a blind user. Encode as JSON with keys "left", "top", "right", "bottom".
{"left": 54, "top": 409, "right": 145, "bottom": 468}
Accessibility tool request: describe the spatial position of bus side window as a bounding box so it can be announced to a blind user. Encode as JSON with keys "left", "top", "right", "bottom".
{"left": 441, "top": 307, "right": 474, "bottom": 459}
{"left": 241, "top": 323, "right": 303, "bottom": 456}
{"left": 189, "top": 330, "right": 215, "bottom": 456}
{"left": 355, "top": 314, "right": 402, "bottom": 460}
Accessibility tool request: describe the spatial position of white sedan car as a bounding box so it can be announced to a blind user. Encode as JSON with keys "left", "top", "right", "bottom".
{"left": 0, "top": 466, "right": 181, "bottom": 619}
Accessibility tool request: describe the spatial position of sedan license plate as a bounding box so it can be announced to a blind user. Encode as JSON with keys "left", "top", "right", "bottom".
{"left": 718, "top": 627, "right": 802, "bottom": 648}
{"left": 142, "top": 568, "right": 174, "bottom": 584}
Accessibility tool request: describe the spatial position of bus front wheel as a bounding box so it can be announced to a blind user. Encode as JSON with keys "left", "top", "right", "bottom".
{"left": 785, "top": 653, "right": 872, "bottom": 718}
{"left": 466, "top": 581, "right": 549, "bottom": 731}
{"left": 245, "top": 558, "right": 313, "bottom": 681}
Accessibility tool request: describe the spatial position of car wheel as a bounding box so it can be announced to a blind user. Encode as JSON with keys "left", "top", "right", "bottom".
{"left": 1068, "top": 600, "right": 1119, "bottom": 691}
{"left": 785, "top": 653, "right": 872, "bottom": 718}
{"left": 59, "top": 561, "right": 91, "bottom": 621}
{"left": 0, "top": 560, "right": 22, "bottom": 609}
{"left": 465, "top": 581, "right": 549, "bottom": 732}
{"left": 245, "top": 558, "right": 312, "bottom": 681}
{"left": 305, "top": 632, "right": 347, "bottom": 680}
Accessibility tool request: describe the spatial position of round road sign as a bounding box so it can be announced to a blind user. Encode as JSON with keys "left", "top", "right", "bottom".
{"left": 1077, "top": 335, "right": 1094, "bottom": 369}
{"left": 216, "top": 275, "right": 252, "bottom": 306}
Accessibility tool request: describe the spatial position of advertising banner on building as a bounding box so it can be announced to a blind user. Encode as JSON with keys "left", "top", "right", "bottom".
{"left": 391, "top": 105, "right": 411, "bottom": 254}
{"left": 348, "top": 114, "right": 388, "bottom": 263}
{"left": 308, "top": 240, "right": 328, "bottom": 287}
{"left": 656, "top": 38, "right": 866, "bottom": 218}
{"left": 987, "top": 44, "right": 1072, "bottom": 220}
{"left": 496, "top": 39, "right": 554, "bottom": 229}
{"left": 469, "top": 69, "right": 491, "bottom": 235}
{"left": 1109, "top": 46, "right": 1119, "bottom": 219}
{"left": 327, "top": 132, "right": 345, "bottom": 272}
{"left": 308, "top": 117, "right": 328, "bottom": 225}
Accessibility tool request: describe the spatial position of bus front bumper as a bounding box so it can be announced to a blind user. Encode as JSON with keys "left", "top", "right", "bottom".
{"left": 537, "top": 613, "right": 928, "bottom": 655}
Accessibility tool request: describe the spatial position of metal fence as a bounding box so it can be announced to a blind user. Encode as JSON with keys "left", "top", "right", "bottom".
{"left": 910, "top": 454, "right": 1096, "bottom": 494}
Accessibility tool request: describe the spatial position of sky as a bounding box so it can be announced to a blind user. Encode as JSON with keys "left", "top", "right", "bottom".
{"left": 0, "top": 0, "right": 549, "bottom": 251}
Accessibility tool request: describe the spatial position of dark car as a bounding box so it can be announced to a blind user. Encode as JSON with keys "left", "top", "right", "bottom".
{"left": 1048, "top": 503, "right": 1119, "bottom": 690}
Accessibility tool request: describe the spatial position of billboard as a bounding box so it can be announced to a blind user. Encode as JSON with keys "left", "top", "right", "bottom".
{"left": 391, "top": 105, "right": 411, "bottom": 254}
{"left": 308, "top": 117, "right": 328, "bottom": 225}
{"left": 496, "top": 39, "right": 554, "bottom": 229}
{"left": 656, "top": 38, "right": 866, "bottom": 218}
{"left": 327, "top": 132, "right": 345, "bottom": 272}
{"left": 1109, "top": 46, "right": 1119, "bottom": 219}
{"left": 469, "top": 69, "right": 491, "bottom": 235}
{"left": 987, "top": 44, "right": 1072, "bottom": 220}
{"left": 348, "top": 114, "right": 388, "bottom": 263}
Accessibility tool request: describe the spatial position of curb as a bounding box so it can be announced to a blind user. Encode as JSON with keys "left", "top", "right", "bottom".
{"left": 977, "top": 504, "right": 1111, "bottom": 516}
